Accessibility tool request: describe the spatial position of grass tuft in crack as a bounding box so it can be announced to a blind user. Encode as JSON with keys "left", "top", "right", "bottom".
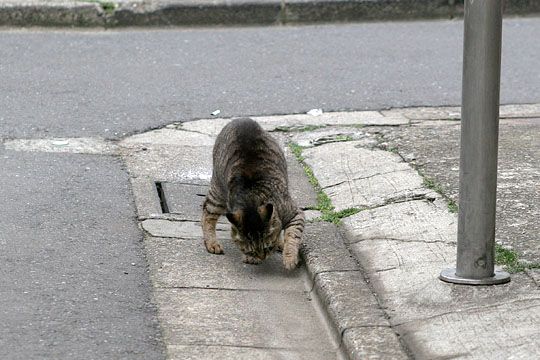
{"left": 320, "top": 208, "right": 362, "bottom": 224}
{"left": 495, "top": 244, "right": 540, "bottom": 273}
{"left": 422, "top": 176, "right": 444, "bottom": 194}
{"left": 289, "top": 142, "right": 362, "bottom": 224}
{"left": 420, "top": 171, "right": 458, "bottom": 213}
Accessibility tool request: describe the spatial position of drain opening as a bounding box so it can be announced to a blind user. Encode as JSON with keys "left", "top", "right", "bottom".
{"left": 155, "top": 181, "right": 170, "bottom": 214}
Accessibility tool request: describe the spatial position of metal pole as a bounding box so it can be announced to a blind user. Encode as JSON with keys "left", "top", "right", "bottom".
{"left": 440, "top": 0, "right": 510, "bottom": 285}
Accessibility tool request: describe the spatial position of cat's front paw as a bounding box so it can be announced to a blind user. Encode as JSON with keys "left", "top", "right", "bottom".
{"left": 243, "top": 255, "right": 262, "bottom": 265}
{"left": 204, "top": 240, "right": 224, "bottom": 255}
{"left": 283, "top": 251, "right": 299, "bottom": 270}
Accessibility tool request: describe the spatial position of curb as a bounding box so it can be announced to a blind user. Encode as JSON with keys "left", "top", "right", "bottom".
{"left": 1, "top": 0, "right": 540, "bottom": 28}
{"left": 300, "top": 222, "right": 410, "bottom": 359}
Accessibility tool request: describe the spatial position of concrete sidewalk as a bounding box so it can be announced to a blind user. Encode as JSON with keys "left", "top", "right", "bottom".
{"left": 1, "top": 0, "right": 540, "bottom": 27}
{"left": 4, "top": 103, "right": 539, "bottom": 359}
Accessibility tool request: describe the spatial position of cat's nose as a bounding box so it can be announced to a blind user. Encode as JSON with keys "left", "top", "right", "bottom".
{"left": 255, "top": 248, "right": 266, "bottom": 259}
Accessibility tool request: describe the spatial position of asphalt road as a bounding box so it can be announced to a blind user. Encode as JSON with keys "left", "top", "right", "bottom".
{"left": 0, "top": 150, "right": 164, "bottom": 359}
{"left": 1, "top": 18, "right": 539, "bottom": 139}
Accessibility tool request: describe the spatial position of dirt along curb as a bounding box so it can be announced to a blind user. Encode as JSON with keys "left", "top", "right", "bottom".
{"left": 1, "top": 0, "right": 540, "bottom": 28}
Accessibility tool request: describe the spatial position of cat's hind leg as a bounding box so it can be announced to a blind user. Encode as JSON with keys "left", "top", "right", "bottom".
{"left": 282, "top": 209, "right": 305, "bottom": 270}
{"left": 202, "top": 196, "right": 226, "bottom": 255}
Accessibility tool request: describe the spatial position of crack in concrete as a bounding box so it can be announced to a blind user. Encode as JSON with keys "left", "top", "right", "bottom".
{"left": 177, "top": 343, "right": 317, "bottom": 352}
{"left": 393, "top": 297, "right": 540, "bottom": 327}
{"left": 156, "top": 285, "right": 300, "bottom": 294}
{"left": 345, "top": 236, "right": 456, "bottom": 246}
{"left": 332, "top": 195, "right": 440, "bottom": 222}
{"left": 321, "top": 168, "right": 413, "bottom": 190}
{"left": 382, "top": 190, "right": 437, "bottom": 205}
{"left": 525, "top": 270, "right": 540, "bottom": 288}
{"left": 176, "top": 126, "right": 215, "bottom": 137}
{"left": 375, "top": 267, "right": 399, "bottom": 273}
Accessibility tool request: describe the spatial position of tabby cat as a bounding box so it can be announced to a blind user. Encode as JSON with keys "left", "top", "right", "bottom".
{"left": 202, "top": 118, "right": 304, "bottom": 270}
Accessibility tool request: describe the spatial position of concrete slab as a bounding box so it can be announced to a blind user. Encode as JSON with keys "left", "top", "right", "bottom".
{"left": 121, "top": 128, "right": 215, "bottom": 147}
{"left": 302, "top": 141, "right": 412, "bottom": 189}
{"left": 140, "top": 218, "right": 232, "bottom": 239}
{"left": 154, "top": 288, "right": 336, "bottom": 351}
{"left": 303, "top": 141, "right": 439, "bottom": 211}
{"left": 349, "top": 238, "right": 456, "bottom": 275}
{"left": 167, "top": 345, "right": 339, "bottom": 360}
{"left": 145, "top": 236, "right": 304, "bottom": 291}
{"left": 349, "top": 239, "right": 457, "bottom": 323}
{"left": 342, "top": 199, "right": 456, "bottom": 244}
{"left": 397, "top": 299, "right": 540, "bottom": 360}
{"left": 349, "top": 238, "right": 540, "bottom": 325}
{"left": 324, "top": 170, "right": 432, "bottom": 211}
{"left": 180, "top": 118, "right": 232, "bottom": 137}
{"left": 123, "top": 144, "right": 212, "bottom": 182}
{"left": 130, "top": 177, "right": 163, "bottom": 219}
{"left": 342, "top": 327, "right": 408, "bottom": 360}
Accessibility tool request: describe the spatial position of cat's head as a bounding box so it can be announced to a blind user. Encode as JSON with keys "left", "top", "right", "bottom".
{"left": 226, "top": 203, "right": 282, "bottom": 261}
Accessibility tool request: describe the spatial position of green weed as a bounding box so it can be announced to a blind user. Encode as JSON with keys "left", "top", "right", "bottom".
{"left": 288, "top": 142, "right": 362, "bottom": 224}
{"left": 495, "top": 244, "right": 540, "bottom": 273}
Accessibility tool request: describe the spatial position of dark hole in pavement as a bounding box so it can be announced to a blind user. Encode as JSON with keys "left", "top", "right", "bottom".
{"left": 153, "top": 182, "right": 211, "bottom": 221}
{"left": 154, "top": 181, "right": 170, "bottom": 214}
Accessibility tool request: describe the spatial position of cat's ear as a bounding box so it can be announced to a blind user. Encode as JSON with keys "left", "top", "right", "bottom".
{"left": 226, "top": 210, "right": 242, "bottom": 227}
{"left": 258, "top": 203, "right": 273, "bottom": 223}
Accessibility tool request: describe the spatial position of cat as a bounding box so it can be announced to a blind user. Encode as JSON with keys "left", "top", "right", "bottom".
{"left": 202, "top": 118, "right": 304, "bottom": 270}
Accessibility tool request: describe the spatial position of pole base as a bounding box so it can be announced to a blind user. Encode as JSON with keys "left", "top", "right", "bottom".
{"left": 440, "top": 267, "right": 510, "bottom": 285}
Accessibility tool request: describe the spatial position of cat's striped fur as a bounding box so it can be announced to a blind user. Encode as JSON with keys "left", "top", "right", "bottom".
{"left": 202, "top": 118, "right": 304, "bottom": 270}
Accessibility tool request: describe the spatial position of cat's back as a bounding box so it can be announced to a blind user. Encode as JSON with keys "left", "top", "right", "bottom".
{"left": 213, "top": 118, "right": 286, "bottom": 177}
{"left": 214, "top": 118, "right": 280, "bottom": 159}
{"left": 215, "top": 118, "right": 263, "bottom": 148}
